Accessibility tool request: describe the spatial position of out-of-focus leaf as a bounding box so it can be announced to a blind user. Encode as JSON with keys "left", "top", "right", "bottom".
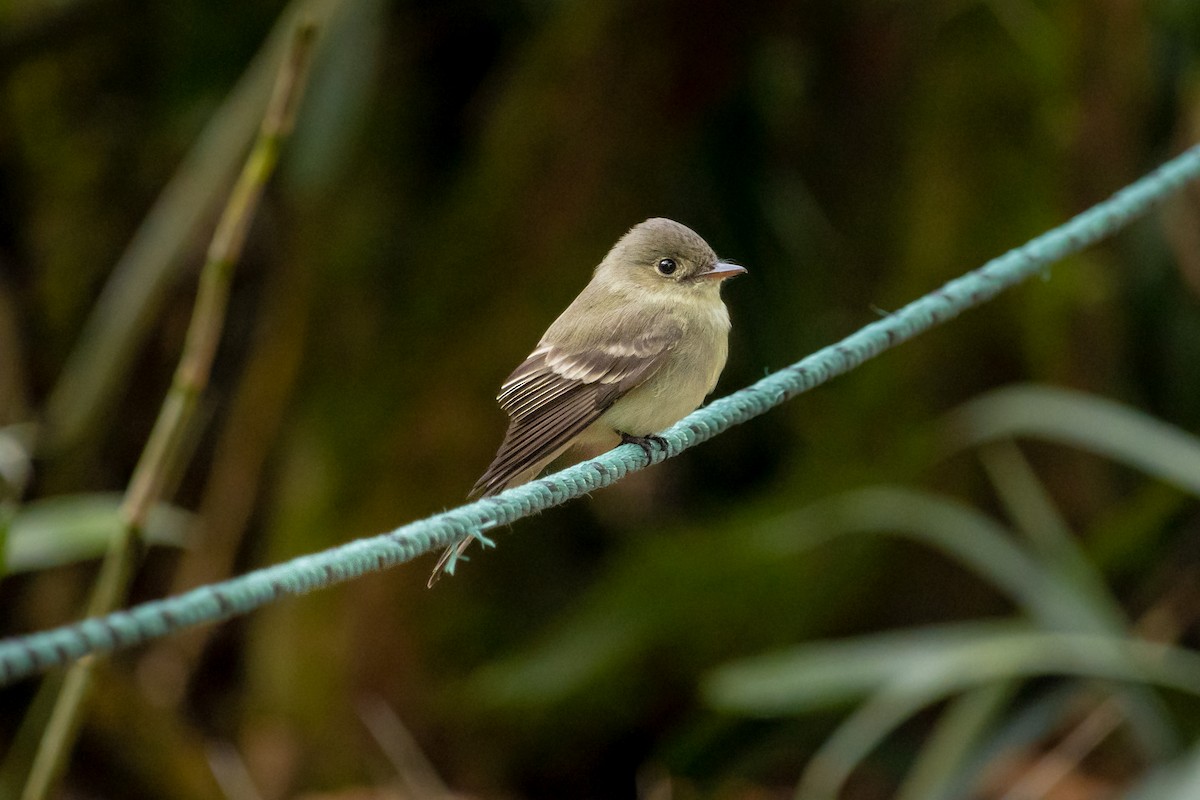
{"left": 284, "top": 0, "right": 386, "bottom": 194}
{"left": 703, "top": 620, "right": 1029, "bottom": 715}
{"left": 0, "top": 423, "right": 35, "bottom": 499}
{"left": 1123, "top": 745, "right": 1200, "bottom": 800}
{"left": 973, "top": 439, "right": 1133, "bottom": 639}
{"left": 1088, "top": 483, "right": 1190, "bottom": 572}
{"left": 753, "top": 486, "right": 1119, "bottom": 634}
{"left": 0, "top": 424, "right": 31, "bottom": 576}
{"left": 894, "top": 682, "right": 1016, "bottom": 800}
{"left": 704, "top": 625, "right": 1200, "bottom": 716}
{"left": 40, "top": 0, "right": 350, "bottom": 453}
{"left": 707, "top": 625, "right": 1200, "bottom": 800}
{"left": 942, "top": 384, "right": 1200, "bottom": 497}
{"left": 5, "top": 493, "right": 192, "bottom": 574}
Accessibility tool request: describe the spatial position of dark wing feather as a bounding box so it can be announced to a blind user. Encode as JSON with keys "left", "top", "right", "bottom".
{"left": 471, "top": 330, "right": 679, "bottom": 497}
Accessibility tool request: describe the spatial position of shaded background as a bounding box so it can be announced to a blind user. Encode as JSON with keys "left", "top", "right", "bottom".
{"left": 3, "top": 0, "right": 1200, "bottom": 798}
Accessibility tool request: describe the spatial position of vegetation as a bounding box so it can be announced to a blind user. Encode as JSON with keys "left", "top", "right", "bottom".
{"left": 2, "top": 1, "right": 1200, "bottom": 798}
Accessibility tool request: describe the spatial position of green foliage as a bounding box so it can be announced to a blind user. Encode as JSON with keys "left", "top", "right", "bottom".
{"left": 692, "top": 388, "right": 1200, "bottom": 798}
{"left": 4, "top": 494, "right": 191, "bottom": 574}
{"left": 3, "top": 0, "right": 1200, "bottom": 798}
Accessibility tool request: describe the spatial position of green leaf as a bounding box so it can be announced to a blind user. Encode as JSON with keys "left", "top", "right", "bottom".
{"left": 703, "top": 621, "right": 1017, "bottom": 715}
{"left": 5, "top": 493, "right": 192, "bottom": 574}
{"left": 753, "top": 486, "right": 1117, "bottom": 634}
{"left": 1124, "top": 746, "right": 1200, "bottom": 800}
{"left": 703, "top": 623, "right": 1200, "bottom": 716}
{"left": 706, "top": 624, "right": 1200, "bottom": 800}
{"left": 942, "top": 384, "right": 1200, "bottom": 497}
{"left": 894, "top": 682, "right": 1016, "bottom": 800}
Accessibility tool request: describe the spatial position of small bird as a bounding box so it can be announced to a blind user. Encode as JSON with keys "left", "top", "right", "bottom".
{"left": 429, "top": 218, "right": 745, "bottom": 586}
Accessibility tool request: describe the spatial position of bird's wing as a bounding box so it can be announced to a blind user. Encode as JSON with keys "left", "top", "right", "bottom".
{"left": 471, "top": 327, "right": 680, "bottom": 497}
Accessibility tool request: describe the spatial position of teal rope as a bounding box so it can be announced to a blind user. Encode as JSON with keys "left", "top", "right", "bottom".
{"left": 3, "top": 145, "right": 1200, "bottom": 686}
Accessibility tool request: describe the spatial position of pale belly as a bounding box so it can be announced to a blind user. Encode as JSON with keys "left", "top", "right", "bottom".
{"left": 599, "top": 364, "right": 714, "bottom": 434}
{"left": 591, "top": 310, "right": 729, "bottom": 440}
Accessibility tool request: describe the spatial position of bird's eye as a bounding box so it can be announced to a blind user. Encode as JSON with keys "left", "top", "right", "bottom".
{"left": 656, "top": 258, "right": 677, "bottom": 275}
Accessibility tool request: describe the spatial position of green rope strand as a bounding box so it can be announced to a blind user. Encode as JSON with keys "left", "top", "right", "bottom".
{"left": 3, "top": 144, "right": 1199, "bottom": 686}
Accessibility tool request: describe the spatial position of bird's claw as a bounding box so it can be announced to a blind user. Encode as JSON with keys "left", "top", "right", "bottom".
{"left": 619, "top": 431, "right": 669, "bottom": 462}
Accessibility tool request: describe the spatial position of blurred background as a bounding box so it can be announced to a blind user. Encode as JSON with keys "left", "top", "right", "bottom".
{"left": 3, "top": 0, "right": 1200, "bottom": 798}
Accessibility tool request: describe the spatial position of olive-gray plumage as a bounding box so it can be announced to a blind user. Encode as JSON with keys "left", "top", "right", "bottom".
{"left": 429, "top": 218, "right": 744, "bottom": 585}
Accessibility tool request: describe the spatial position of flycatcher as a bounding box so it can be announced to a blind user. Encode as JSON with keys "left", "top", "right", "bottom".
{"left": 429, "top": 218, "right": 745, "bottom": 585}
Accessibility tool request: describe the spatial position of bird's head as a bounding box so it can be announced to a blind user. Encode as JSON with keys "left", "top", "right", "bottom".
{"left": 597, "top": 218, "right": 746, "bottom": 297}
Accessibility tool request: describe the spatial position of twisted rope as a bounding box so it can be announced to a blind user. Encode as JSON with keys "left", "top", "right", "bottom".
{"left": 3, "top": 145, "right": 1200, "bottom": 686}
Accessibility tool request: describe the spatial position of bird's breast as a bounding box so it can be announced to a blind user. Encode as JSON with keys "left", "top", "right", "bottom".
{"left": 600, "top": 300, "right": 731, "bottom": 436}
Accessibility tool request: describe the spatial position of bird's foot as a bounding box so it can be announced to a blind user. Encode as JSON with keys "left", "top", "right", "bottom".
{"left": 619, "top": 431, "right": 669, "bottom": 462}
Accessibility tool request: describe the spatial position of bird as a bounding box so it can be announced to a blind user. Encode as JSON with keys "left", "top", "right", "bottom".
{"left": 428, "top": 218, "right": 745, "bottom": 586}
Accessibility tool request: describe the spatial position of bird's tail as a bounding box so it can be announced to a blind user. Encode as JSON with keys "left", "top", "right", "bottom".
{"left": 426, "top": 538, "right": 474, "bottom": 588}
{"left": 426, "top": 447, "right": 573, "bottom": 587}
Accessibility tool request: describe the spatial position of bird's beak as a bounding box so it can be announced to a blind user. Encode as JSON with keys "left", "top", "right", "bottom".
{"left": 699, "top": 261, "right": 747, "bottom": 280}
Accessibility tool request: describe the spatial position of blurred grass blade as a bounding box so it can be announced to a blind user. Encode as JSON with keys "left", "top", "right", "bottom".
{"left": 0, "top": 423, "right": 36, "bottom": 576}
{"left": 976, "top": 439, "right": 1077, "bottom": 564}
{"left": 975, "top": 440, "right": 1131, "bottom": 634}
{"left": 284, "top": 0, "right": 386, "bottom": 193}
{"left": 894, "top": 682, "right": 1017, "bottom": 800}
{"left": 11, "top": 17, "right": 324, "bottom": 800}
{"left": 942, "top": 385, "right": 1200, "bottom": 497}
{"left": 754, "top": 486, "right": 1116, "bottom": 633}
{"left": 0, "top": 424, "right": 34, "bottom": 499}
{"left": 702, "top": 626, "right": 1200, "bottom": 799}
{"left": 703, "top": 621, "right": 1031, "bottom": 715}
{"left": 1123, "top": 744, "right": 1200, "bottom": 799}
{"left": 4, "top": 494, "right": 192, "bottom": 574}
{"left": 40, "top": 0, "right": 347, "bottom": 454}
